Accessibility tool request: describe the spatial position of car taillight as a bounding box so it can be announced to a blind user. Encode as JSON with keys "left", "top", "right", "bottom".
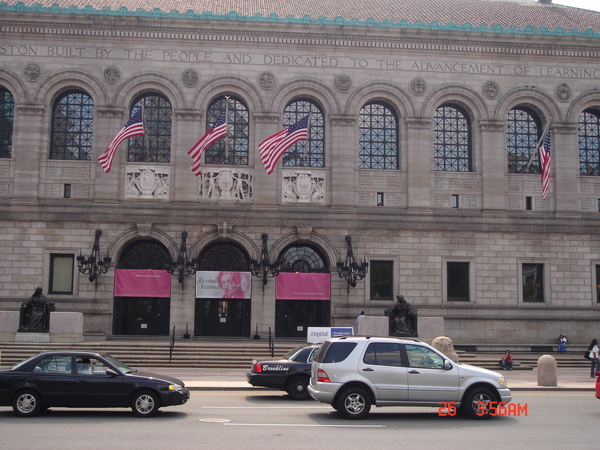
{"left": 253, "top": 362, "right": 263, "bottom": 373}
{"left": 316, "top": 368, "right": 331, "bottom": 382}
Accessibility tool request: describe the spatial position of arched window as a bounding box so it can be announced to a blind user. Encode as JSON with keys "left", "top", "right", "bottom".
{"left": 127, "top": 93, "right": 171, "bottom": 163}
{"left": 0, "top": 87, "right": 14, "bottom": 159}
{"left": 278, "top": 244, "right": 328, "bottom": 273}
{"left": 117, "top": 240, "right": 171, "bottom": 270}
{"left": 282, "top": 99, "right": 324, "bottom": 168}
{"left": 197, "top": 242, "right": 250, "bottom": 271}
{"left": 434, "top": 104, "right": 471, "bottom": 172}
{"left": 204, "top": 96, "right": 249, "bottom": 165}
{"left": 359, "top": 101, "right": 399, "bottom": 170}
{"left": 579, "top": 109, "right": 600, "bottom": 176}
{"left": 49, "top": 90, "right": 94, "bottom": 160}
{"left": 507, "top": 107, "right": 543, "bottom": 174}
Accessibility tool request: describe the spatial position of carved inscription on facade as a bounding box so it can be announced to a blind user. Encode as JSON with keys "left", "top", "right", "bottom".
{"left": 198, "top": 169, "right": 253, "bottom": 201}
{"left": 434, "top": 173, "right": 477, "bottom": 190}
{"left": 580, "top": 178, "right": 600, "bottom": 194}
{"left": 282, "top": 170, "right": 325, "bottom": 204}
{"left": 0, "top": 182, "right": 10, "bottom": 195}
{"left": 0, "top": 161, "right": 10, "bottom": 177}
{"left": 125, "top": 166, "right": 170, "bottom": 199}
{"left": 358, "top": 171, "right": 402, "bottom": 189}
{"left": 508, "top": 197, "right": 524, "bottom": 209}
{"left": 508, "top": 175, "right": 541, "bottom": 193}
{"left": 45, "top": 163, "right": 91, "bottom": 179}
{"left": 580, "top": 198, "right": 598, "bottom": 212}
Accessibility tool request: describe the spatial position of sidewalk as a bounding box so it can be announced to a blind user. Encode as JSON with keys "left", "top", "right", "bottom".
{"left": 140, "top": 366, "right": 597, "bottom": 391}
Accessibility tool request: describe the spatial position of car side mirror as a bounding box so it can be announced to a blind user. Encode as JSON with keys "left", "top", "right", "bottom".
{"left": 444, "top": 360, "right": 453, "bottom": 370}
{"left": 106, "top": 369, "right": 119, "bottom": 377}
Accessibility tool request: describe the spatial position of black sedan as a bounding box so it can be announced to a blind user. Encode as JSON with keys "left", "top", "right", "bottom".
{"left": 0, "top": 351, "right": 189, "bottom": 417}
{"left": 247, "top": 344, "right": 320, "bottom": 400}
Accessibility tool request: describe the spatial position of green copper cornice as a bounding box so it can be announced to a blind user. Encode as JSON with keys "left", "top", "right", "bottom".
{"left": 1, "top": 2, "right": 598, "bottom": 38}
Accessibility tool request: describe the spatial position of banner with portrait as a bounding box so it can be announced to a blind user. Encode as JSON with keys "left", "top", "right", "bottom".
{"left": 194, "top": 271, "right": 252, "bottom": 299}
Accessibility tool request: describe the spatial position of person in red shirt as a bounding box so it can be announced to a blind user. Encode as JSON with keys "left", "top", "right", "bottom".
{"left": 501, "top": 350, "right": 513, "bottom": 371}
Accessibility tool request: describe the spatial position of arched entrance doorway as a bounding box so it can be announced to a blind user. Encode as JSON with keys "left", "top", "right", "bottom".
{"left": 112, "top": 239, "right": 171, "bottom": 336}
{"left": 275, "top": 244, "right": 331, "bottom": 337}
{"left": 193, "top": 241, "right": 251, "bottom": 337}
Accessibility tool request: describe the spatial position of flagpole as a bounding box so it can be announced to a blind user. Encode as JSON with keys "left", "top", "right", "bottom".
{"left": 223, "top": 96, "right": 230, "bottom": 161}
{"left": 525, "top": 119, "right": 552, "bottom": 171}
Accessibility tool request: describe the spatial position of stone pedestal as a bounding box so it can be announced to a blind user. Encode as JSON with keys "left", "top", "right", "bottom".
{"left": 0, "top": 311, "right": 83, "bottom": 343}
{"left": 357, "top": 316, "right": 388, "bottom": 336}
{"left": 417, "top": 317, "right": 445, "bottom": 343}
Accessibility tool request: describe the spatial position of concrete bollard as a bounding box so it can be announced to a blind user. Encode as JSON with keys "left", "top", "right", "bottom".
{"left": 537, "top": 354, "right": 557, "bottom": 386}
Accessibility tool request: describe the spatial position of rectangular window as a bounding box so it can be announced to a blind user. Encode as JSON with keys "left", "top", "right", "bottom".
{"left": 447, "top": 262, "right": 470, "bottom": 301}
{"left": 370, "top": 260, "right": 393, "bottom": 300}
{"left": 526, "top": 196, "right": 533, "bottom": 210}
{"left": 451, "top": 194, "right": 459, "bottom": 208}
{"left": 522, "top": 263, "right": 544, "bottom": 302}
{"left": 377, "top": 192, "right": 384, "bottom": 206}
{"left": 49, "top": 254, "right": 74, "bottom": 294}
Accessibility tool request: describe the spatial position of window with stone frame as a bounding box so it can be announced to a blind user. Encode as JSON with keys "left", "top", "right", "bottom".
{"left": 49, "top": 254, "right": 74, "bottom": 295}
{"left": 49, "top": 90, "right": 94, "bottom": 160}
{"left": 595, "top": 265, "right": 600, "bottom": 303}
{"left": 204, "top": 95, "right": 249, "bottom": 165}
{"left": 522, "top": 263, "right": 545, "bottom": 302}
{"left": 370, "top": 260, "right": 393, "bottom": 300}
{"left": 447, "top": 261, "right": 470, "bottom": 301}
{"left": 359, "top": 101, "right": 399, "bottom": 170}
{"left": 507, "top": 106, "right": 545, "bottom": 174}
{"left": 0, "top": 87, "right": 14, "bottom": 159}
{"left": 434, "top": 103, "right": 472, "bottom": 172}
{"left": 127, "top": 93, "right": 171, "bottom": 163}
{"left": 282, "top": 98, "right": 325, "bottom": 168}
{"left": 579, "top": 109, "right": 600, "bottom": 176}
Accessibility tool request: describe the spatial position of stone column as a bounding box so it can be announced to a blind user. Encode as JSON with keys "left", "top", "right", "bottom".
{"left": 93, "top": 107, "right": 125, "bottom": 202}
{"left": 552, "top": 122, "right": 579, "bottom": 215}
{"left": 172, "top": 109, "right": 203, "bottom": 203}
{"left": 12, "top": 105, "right": 45, "bottom": 202}
{"left": 329, "top": 114, "right": 357, "bottom": 211}
{"left": 251, "top": 112, "right": 280, "bottom": 210}
{"left": 405, "top": 117, "right": 433, "bottom": 212}
{"left": 479, "top": 120, "right": 508, "bottom": 214}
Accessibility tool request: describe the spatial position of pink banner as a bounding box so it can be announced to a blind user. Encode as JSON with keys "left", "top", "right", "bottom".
{"left": 114, "top": 269, "right": 171, "bottom": 297}
{"left": 276, "top": 273, "right": 331, "bottom": 300}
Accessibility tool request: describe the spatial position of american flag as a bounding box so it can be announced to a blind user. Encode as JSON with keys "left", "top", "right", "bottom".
{"left": 188, "top": 108, "right": 228, "bottom": 176}
{"left": 98, "top": 109, "right": 144, "bottom": 173}
{"left": 539, "top": 129, "right": 551, "bottom": 200}
{"left": 259, "top": 116, "right": 309, "bottom": 174}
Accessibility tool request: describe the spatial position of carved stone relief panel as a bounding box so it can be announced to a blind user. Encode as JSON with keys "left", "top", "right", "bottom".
{"left": 282, "top": 170, "right": 326, "bottom": 204}
{"left": 198, "top": 169, "right": 253, "bottom": 201}
{"left": 125, "top": 165, "right": 170, "bottom": 199}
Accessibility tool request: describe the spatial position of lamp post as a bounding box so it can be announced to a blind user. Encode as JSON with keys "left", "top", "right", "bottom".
{"left": 249, "top": 233, "right": 281, "bottom": 289}
{"left": 336, "top": 235, "right": 368, "bottom": 292}
{"left": 77, "top": 229, "right": 112, "bottom": 289}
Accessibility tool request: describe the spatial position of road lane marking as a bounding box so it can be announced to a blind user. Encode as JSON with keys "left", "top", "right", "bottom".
{"left": 201, "top": 406, "right": 331, "bottom": 409}
{"left": 222, "top": 423, "right": 384, "bottom": 428}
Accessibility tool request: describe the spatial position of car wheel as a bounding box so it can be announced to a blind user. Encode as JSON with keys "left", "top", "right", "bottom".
{"left": 12, "top": 390, "right": 43, "bottom": 417}
{"left": 336, "top": 387, "right": 371, "bottom": 419}
{"left": 461, "top": 387, "right": 496, "bottom": 419}
{"left": 131, "top": 390, "right": 160, "bottom": 417}
{"left": 287, "top": 376, "right": 310, "bottom": 400}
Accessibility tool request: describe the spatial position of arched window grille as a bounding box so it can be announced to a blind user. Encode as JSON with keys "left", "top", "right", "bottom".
{"left": 0, "top": 88, "right": 14, "bottom": 159}
{"left": 359, "top": 101, "right": 399, "bottom": 170}
{"left": 49, "top": 90, "right": 94, "bottom": 160}
{"left": 507, "top": 107, "right": 543, "bottom": 174}
{"left": 579, "top": 109, "right": 600, "bottom": 176}
{"left": 434, "top": 104, "right": 472, "bottom": 172}
{"left": 117, "top": 240, "right": 171, "bottom": 270}
{"left": 282, "top": 99, "right": 324, "bottom": 168}
{"left": 278, "top": 245, "right": 328, "bottom": 273}
{"left": 127, "top": 93, "right": 171, "bottom": 163}
{"left": 204, "top": 96, "right": 249, "bottom": 165}
{"left": 197, "top": 242, "right": 250, "bottom": 271}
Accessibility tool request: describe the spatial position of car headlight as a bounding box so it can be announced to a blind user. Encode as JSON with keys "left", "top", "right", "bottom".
{"left": 167, "top": 384, "right": 183, "bottom": 391}
{"left": 498, "top": 377, "right": 506, "bottom": 387}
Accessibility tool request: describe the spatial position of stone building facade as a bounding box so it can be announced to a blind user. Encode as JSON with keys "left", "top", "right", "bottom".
{"left": 0, "top": 0, "right": 599, "bottom": 343}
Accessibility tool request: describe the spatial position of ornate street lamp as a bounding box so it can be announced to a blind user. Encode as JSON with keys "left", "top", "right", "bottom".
{"left": 336, "top": 235, "right": 368, "bottom": 291}
{"left": 167, "top": 231, "right": 191, "bottom": 285}
{"left": 249, "top": 233, "right": 281, "bottom": 288}
{"left": 77, "top": 229, "right": 112, "bottom": 288}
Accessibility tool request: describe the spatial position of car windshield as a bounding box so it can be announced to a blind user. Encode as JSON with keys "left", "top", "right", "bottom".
{"left": 101, "top": 354, "right": 134, "bottom": 374}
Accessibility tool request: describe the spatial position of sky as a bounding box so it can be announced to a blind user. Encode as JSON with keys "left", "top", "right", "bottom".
{"left": 553, "top": 0, "right": 600, "bottom": 12}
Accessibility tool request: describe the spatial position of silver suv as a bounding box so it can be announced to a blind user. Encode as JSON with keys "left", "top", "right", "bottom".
{"left": 308, "top": 336, "right": 511, "bottom": 419}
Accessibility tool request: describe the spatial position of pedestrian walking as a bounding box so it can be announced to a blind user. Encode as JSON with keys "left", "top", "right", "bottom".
{"left": 355, "top": 311, "right": 365, "bottom": 332}
{"left": 587, "top": 339, "right": 599, "bottom": 378}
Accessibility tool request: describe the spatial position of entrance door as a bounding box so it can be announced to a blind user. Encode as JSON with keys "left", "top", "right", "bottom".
{"left": 194, "top": 298, "right": 251, "bottom": 337}
{"left": 113, "top": 297, "right": 170, "bottom": 336}
{"left": 276, "top": 300, "right": 330, "bottom": 337}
